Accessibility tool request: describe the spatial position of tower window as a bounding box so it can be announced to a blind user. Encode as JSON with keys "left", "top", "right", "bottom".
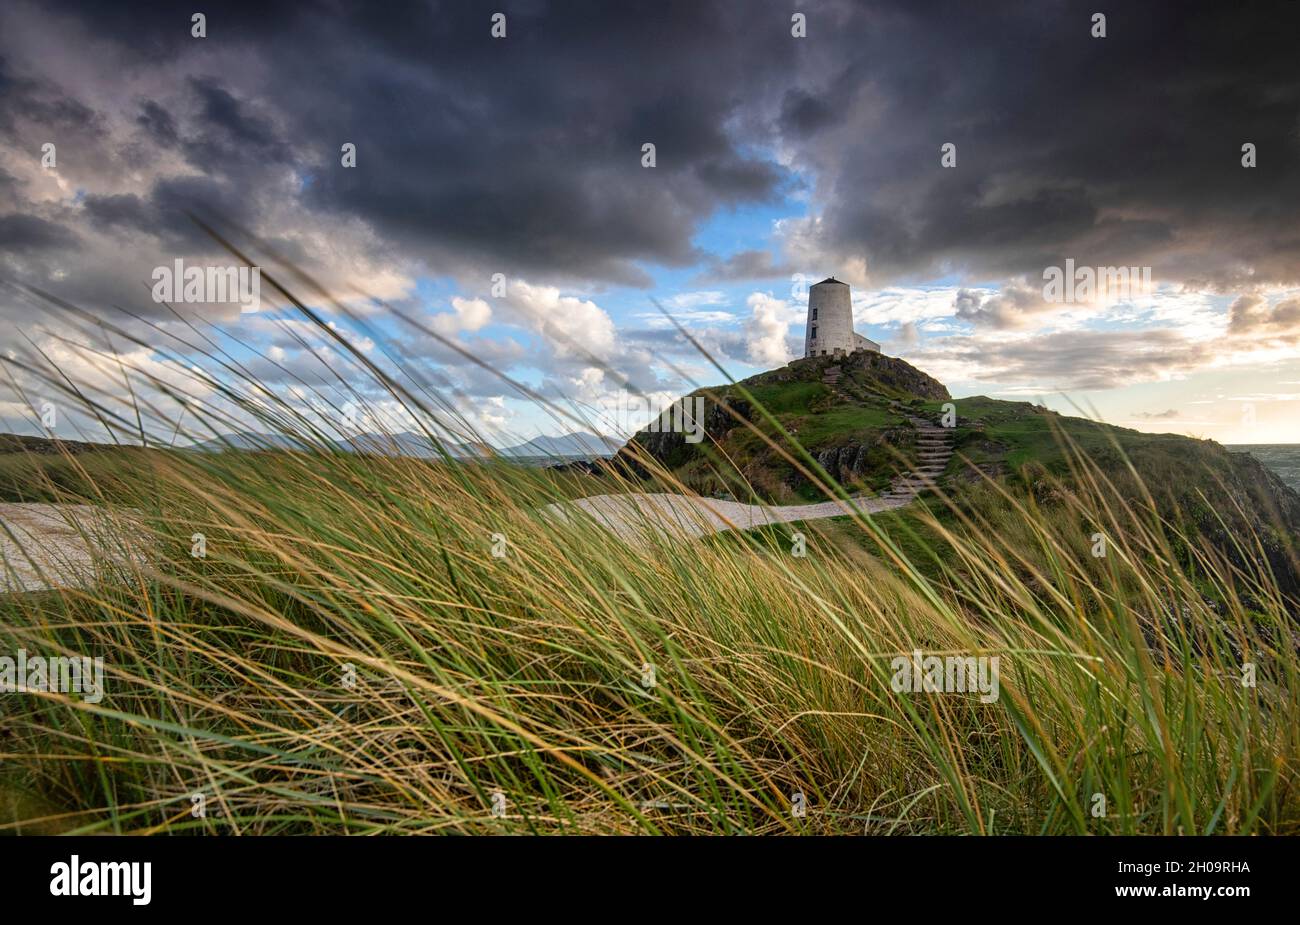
{"left": 810, "top": 325, "right": 817, "bottom": 339}
{"left": 811, "top": 308, "right": 818, "bottom": 320}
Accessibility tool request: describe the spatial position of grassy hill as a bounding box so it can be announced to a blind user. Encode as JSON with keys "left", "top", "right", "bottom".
{"left": 616, "top": 351, "right": 949, "bottom": 501}
{"left": 616, "top": 352, "right": 1300, "bottom": 602}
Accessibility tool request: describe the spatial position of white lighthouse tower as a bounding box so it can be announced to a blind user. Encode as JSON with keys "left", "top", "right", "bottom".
{"left": 803, "top": 277, "right": 879, "bottom": 358}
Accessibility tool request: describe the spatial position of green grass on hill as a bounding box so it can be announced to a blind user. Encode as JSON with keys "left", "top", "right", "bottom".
{"left": 788, "top": 404, "right": 901, "bottom": 446}
{"left": 737, "top": 380, "right": 829, "bottom": 415}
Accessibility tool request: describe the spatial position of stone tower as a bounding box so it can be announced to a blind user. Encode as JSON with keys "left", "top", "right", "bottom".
{"left": 803, "top": 277, "right": 879, "bottom": 358}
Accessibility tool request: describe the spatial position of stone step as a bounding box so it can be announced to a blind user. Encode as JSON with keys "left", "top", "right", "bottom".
{"left": 888, "top": 416, "right": 955, "bottom": 499}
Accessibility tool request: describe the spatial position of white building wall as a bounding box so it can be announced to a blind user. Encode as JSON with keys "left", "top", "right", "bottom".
{"left": 804, "top": 280, "right": 856, "bottom": 357}
{"left": 852, "top": 332, "right": 880, "bottom": 352}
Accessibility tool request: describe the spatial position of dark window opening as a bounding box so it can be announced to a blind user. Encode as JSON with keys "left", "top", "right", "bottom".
{"left": 810, "top": 325, "right": 818, "bottom": 339}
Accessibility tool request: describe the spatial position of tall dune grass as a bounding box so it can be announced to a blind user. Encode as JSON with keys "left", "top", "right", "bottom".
{"left": 0, "top": 255, "right": 1296, "bottom": 835}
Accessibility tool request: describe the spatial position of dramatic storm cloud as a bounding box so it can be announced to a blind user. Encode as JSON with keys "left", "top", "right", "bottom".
{"left": 8, "top": 0, "right": 1296, "bottom": 301}
{"left": 1, "top": 0, "right": 1299, "bottom": 442}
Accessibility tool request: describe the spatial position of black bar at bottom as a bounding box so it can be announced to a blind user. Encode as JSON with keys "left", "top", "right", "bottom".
{"left": 0, "top": 835, "right": 1282, "bottom": 911}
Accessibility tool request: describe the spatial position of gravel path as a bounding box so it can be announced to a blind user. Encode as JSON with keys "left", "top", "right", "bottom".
{"left": 544, "top": 491, "right": 911, "bottom": 542}
{"left": 0, "top": 503, "right": 143, "bottom": 593}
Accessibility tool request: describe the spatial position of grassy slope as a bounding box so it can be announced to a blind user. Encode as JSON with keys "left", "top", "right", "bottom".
{"left": 2, "top": 436, "right": 1295, "bottom": 835}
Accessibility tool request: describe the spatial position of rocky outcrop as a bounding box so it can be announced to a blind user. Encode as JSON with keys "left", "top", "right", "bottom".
{"left": 1203, "top": 451, "right": 1300, "bottom": 600}
{"left": 810, "top": 428, "right": 913, "bottom": 487}
{"left": 614, "top": 396, "right": 755, "bottom": 476}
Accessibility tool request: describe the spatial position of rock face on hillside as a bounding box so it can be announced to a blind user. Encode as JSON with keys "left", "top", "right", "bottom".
{"left": 626, "top": 396, "right": 755, "bottom": 465}
{"left": 1199, "top": 450, "right": 1300, "bottom": 600}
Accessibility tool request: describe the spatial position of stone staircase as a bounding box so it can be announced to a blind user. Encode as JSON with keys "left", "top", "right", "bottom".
{"left": 821, "top": 364, "right": 842, "bottom": 388}
{"left": 880, "top": 410, "right": 955, "bottom": 503}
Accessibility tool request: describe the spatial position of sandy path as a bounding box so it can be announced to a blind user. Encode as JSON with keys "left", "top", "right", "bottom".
{"left": 544, "top": 491, "right": 910, "bottom": 542}
{"left": 0, "top": 503, "right": 144, "bottom": 593}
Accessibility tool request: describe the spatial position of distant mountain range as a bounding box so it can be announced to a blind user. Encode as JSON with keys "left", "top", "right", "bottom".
{"left": 187, "top": 430, "right": 620, "bottom": 459}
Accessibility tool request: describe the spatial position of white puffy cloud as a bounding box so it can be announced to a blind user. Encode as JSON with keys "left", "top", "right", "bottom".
{"left": 744, "top": 291, "right": 798, "bottom": 367}
{"left": 505, "top": 281, "right": 617, "bottom": 358}
{"left": 431, "top": 296, "right": 492, "bottom": 337}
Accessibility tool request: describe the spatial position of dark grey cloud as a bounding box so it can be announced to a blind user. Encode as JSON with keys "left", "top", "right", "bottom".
{"left": 135, "top": 100, "right": 179, "bottom": 148}
{"left": 0, "top": 54, "right": 103, "bottom": 137}
{"left": 81, "top": 193, "right": 155, "bottom": 232}
{"left": 2, "top": 0, "right": 1299, "bottom": 352}
{"left": 785, "top": 0, "right": 1300, "bottom": 289}
{"left": 933, "top": 328, "right": 1215, "bottom": 391}
{"left": 0, "top": 0, "right": 804, "bottom": 319}
{"left": 0, "top": 213, "right": 77, "bottom": 252}
{"left": 696, "top": 248, "right": 796, "bottom": 283}
{"left": 954, "top": 282, "right": 1054, "bottom": 330}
